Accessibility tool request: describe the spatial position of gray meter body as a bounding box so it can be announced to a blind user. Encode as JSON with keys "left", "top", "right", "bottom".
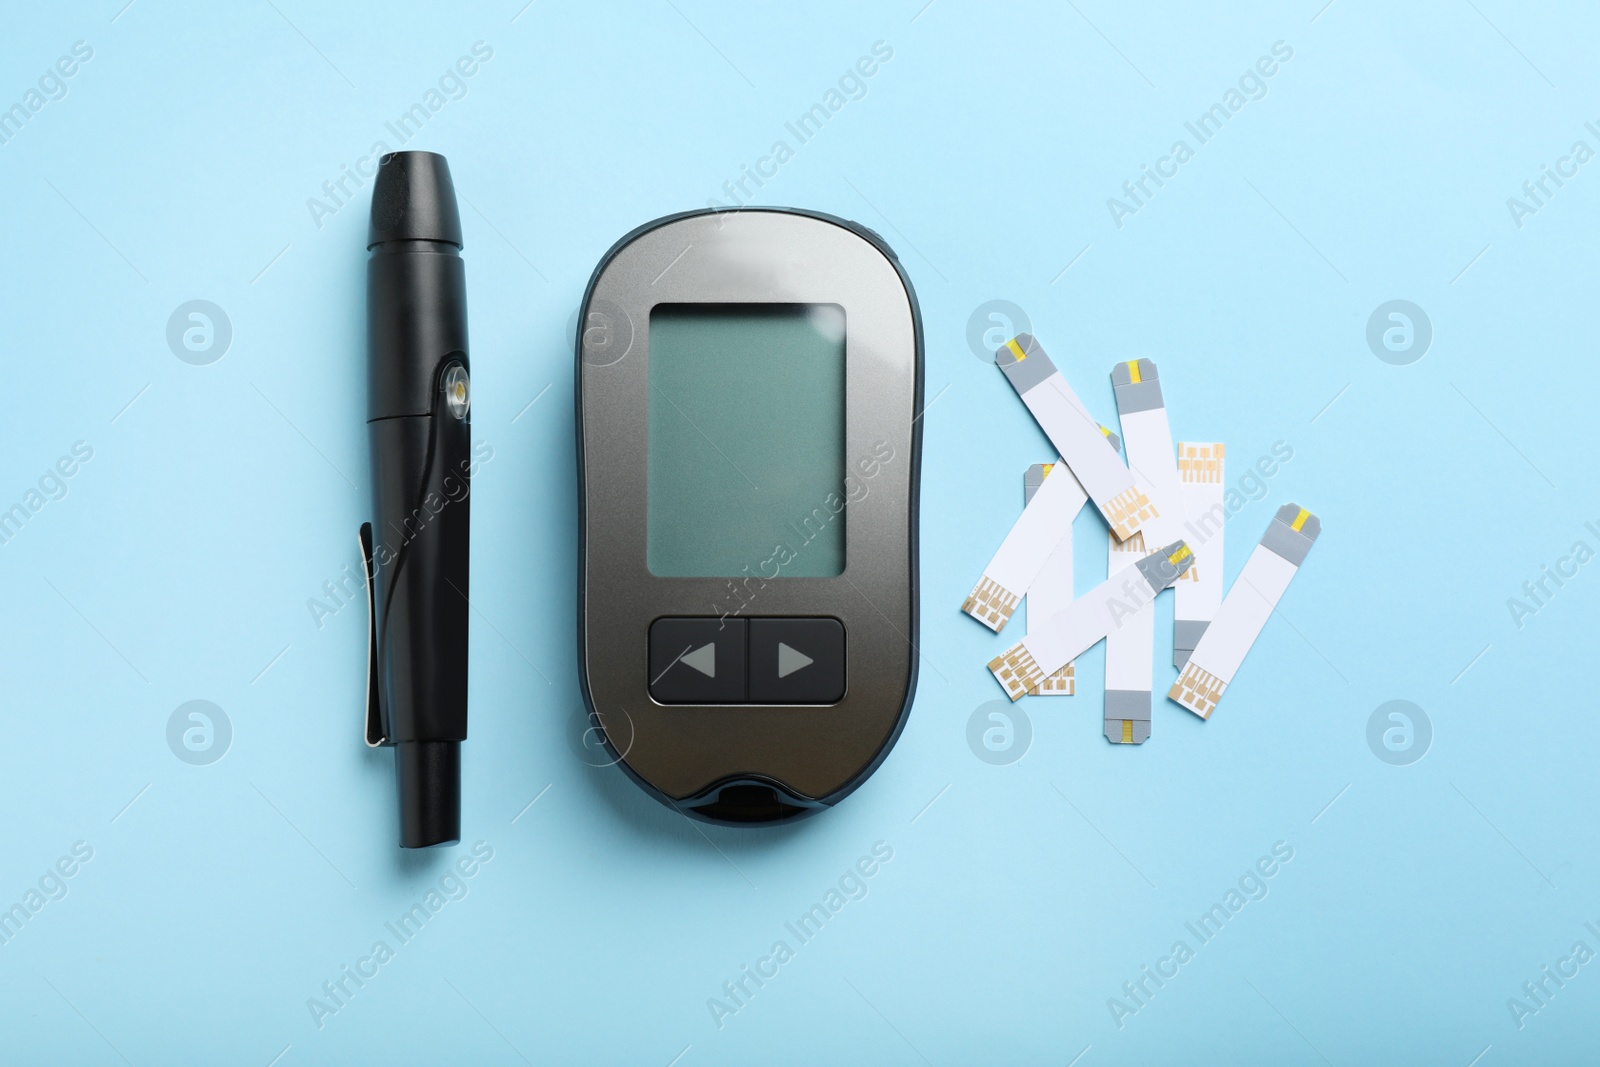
{"left": 576, "top": 208, "right": 923, "bottom": 824}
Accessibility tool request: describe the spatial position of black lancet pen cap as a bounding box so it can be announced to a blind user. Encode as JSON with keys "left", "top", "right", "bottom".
{"left": 367, "top": 151, "right": 463, "bottom": 249}
{"left": 360, "top": 151, "right": 472, "bottom": 848}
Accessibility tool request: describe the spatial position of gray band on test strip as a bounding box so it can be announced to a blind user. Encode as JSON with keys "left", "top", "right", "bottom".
{"left": 1173, "top": 620, "right": 1209, "bottom": 668}
{"left": 1104, "top": 689, "right": 1152, "bottom": 745}
{"left": 1105, "top": 689, "right": 1151, "bottom": 719}
{"left": 1024, "top": 463, "right": 1048, "bottom": 506}
{"left": 996, "top": 333, "right": 1057, "bottom": 394}
{"left": 1134, "top": 541, "right": 1192, "bottom": 589}
{"left": 1260, "top": 504, "right": 1320, "bottom": 566}
{"left": 1110, "top": 359, "right": 1164, "bottom": 414}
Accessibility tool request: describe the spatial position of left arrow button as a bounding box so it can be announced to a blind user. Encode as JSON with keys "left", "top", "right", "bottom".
{"left": 682, "top": 643, "right": 716, "bottom": 678}
{"left": 648, "top": 618, "right": 746, "bottom": 703}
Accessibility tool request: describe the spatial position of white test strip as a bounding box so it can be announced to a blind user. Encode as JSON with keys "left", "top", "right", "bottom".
{"left": 1111, "top": 360, "right": 1186, "bottom": 546}
{"left": 1104, "top": 531, "right": 1154, "bottom": 743}
{"left": 997, "top": 334, "right": 1158, "bottom": 541}
{"left": 961, "top": 459, "right": 1087, "bottom": 632}
{"left": 1169, "top": 504, "right": 1321, "bottom": 719}
{"left": 1174, "top": 442, "right": 1226, "bottom": 668}
{"left": 1102, "top": 359, "right": 1184, "bottom": 745}
{"left": 1022, "top": 464, "right": 1076, "bottom": 696}
{"left": 988, "top": 541, "right": 1194, "bottom": 702}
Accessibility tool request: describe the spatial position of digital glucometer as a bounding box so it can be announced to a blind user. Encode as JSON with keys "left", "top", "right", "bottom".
{"left": 576, "top": 208, "right": 923, "bottom": 824}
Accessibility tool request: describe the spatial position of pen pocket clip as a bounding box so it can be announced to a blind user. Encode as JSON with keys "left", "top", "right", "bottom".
{"left": 359, "top": 522, "right": 390, "bottom": 747}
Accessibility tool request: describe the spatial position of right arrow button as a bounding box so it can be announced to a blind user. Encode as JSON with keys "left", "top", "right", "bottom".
{"left": 776, "top": 643, "right": 813, "bottom": 678}
{"left": 750, "top": 618, "right": 845, "bottom": 705}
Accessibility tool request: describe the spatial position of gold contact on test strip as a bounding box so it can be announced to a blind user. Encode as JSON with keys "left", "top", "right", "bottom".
{"left": 1290, "top": 507, "right": 1311, "bottom": 532}
{"left": 1167, "top": 545, "right": 1193, "bottom": 568}
{"left": 1125, "top": 360, "right": 1141, "bottom": 384}
{"left": 1120, "top": 720, "right": 1134, "bottom": 743}
{"left": 1169, "top": 661, "right": 1227, "bottom": 719}
{"left": 1005, "top": 338, "right": 1027, "bottom": 361}
{"left": 988, "top": 644, "right": 1045, "bottom": 702}
{"left": 1178, "top": 443, "right": 1225, "bottom": 484}
{"left": 1104, "top": 485, "right": 1157, "bottom": 542}
{"left": 1027, "top": 663, "right": 1076, "bottom": 696}
{"left": 1109, "top": 529, "right": 1147, "bottom": 557}
{"left": 962, "top": 577, "right": 1019, "bottom": 631}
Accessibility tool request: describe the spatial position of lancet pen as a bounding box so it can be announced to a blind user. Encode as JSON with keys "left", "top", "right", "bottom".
{"left": 359, "top": 151, "right": 472, "bottom": 848}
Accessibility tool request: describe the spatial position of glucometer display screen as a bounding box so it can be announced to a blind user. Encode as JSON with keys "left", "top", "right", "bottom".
{"left": 647, "top": 304, "right": 846, "bottom": 578}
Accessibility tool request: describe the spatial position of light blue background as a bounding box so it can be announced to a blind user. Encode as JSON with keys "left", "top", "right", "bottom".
{"left": 1, "top": 1, "right": 1595, "bottom": 1064}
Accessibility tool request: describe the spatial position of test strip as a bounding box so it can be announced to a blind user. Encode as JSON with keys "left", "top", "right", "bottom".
{"left": 1103, "top": 531, "right": 1154, "bottom": 743}
{"left": 1174, "top": 442, "right": 1225, "bottom": 668}
{"left": 997, "top": 335, "right": 1157, "bottom": 541}
{"left": 988, "top": 541, "right": 1194, "bottom": 702}
{"left": 1111, "top": 360, "right": 1186, "bottom": 547}
{"left": 1169, "top": 504, "right": 1320, "bottom": 719}
{"left": 1022, "top": 464, "right": 1076, "bottom": 696}
{"left": 961, "top": 459, "right": 1087, "bottom": 632}
{"left": 1102, "top": 360, "right": 1183, "bottom": 744}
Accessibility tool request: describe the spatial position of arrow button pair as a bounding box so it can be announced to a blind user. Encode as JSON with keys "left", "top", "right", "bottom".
{"left": 676, "top": 641, "right": 807, "bottom": 679}
{"left": 647, "top": 617, "right": 845, "bottom": 705}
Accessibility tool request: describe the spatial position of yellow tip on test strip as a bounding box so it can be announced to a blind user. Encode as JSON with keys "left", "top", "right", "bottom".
{"left": 996, "top": 336, "right": 1157, "bottom": 541}
{"left": 1169, "top": 504, "right": 1321, "bottom": 719}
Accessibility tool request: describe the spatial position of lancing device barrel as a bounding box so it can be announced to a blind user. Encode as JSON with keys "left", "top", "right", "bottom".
{"left": 366, "top": 151, "right": 471, "bottom": 848}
